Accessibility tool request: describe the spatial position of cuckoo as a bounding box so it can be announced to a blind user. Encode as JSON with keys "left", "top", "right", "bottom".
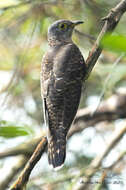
{"left": 41, "top": 19, "right": 86, "bottom": 169}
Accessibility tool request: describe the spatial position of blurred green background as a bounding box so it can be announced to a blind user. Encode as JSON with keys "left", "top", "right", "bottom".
{"left": 0, "top": 0, "right": 126, "bottom": 190}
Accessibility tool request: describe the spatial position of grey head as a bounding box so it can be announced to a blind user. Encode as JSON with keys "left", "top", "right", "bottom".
{"left": 48, "top": 19, "right": 83, "bottom": 45}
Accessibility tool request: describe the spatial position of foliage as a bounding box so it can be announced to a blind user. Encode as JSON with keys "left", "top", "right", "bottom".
{"left": 101, "top": 33, "right": 126, "bottom": 53}
{"left": 0, "top": 120, "right": 33, "bottom": 138}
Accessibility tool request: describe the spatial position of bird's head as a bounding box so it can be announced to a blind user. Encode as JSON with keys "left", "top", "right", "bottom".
{"left": 48, "top": 19, "right": 83, "bottom": 45}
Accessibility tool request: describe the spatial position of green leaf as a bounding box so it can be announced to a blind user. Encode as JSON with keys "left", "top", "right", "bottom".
{"left": 101, "top": 34, "right": 126, "bottom": 53}
{"left": 0, "top": 121, "right": 33, "bottom": 138}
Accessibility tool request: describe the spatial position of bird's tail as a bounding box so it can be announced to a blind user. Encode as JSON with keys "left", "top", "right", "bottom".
{"left": 48, "top": 136, "right": 66, "bottom": 169}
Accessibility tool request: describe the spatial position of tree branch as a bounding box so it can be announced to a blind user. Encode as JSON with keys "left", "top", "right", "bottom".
{"left": 0, "top": 137, "right": 41, "bottom": 159}
{"left": 85, "top": 0, "right": 126, "bottom": 79}
{"left": 70, "top": 91, "right": 126, "bottom": 136}
{"left": 10, "top": 137, "right": 47, "bottom": 190}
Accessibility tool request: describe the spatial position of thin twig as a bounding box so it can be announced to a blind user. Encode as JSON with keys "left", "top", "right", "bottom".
{"left": 106, "top": 150, "right": 126, "bottom": 170}
{"left": 0, "top": 137, "right": 41, "bottom": 158}
{"left": 74, "top": 29, "right": 96, "bottom": 41}
{"left": 92, "top": 53, "right": 125, "bottom": 115}
{"left": 0, "top": 64, "right": 17, "bottom": 94}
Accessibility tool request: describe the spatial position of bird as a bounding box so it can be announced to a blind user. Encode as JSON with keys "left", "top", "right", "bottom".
{"left": 41, "top": 19, "right": 86, "bottom": 169}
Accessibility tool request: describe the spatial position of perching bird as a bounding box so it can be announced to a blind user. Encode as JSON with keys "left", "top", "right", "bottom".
{"left": 41, "top": 19, "right": 86, "bottom": 169}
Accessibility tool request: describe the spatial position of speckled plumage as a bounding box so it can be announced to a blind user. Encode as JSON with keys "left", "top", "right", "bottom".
{"left": 41, "top": 20, "right": 86, "bottom": 168}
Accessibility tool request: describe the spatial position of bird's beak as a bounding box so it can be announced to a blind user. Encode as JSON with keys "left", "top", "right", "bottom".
{"left": 72, "top": 21, "right": 84, "bottom": 27}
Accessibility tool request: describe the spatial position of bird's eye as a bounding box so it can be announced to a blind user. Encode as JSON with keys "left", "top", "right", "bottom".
{"left": 59, "top": 23, "right": 67, "bottom": 30}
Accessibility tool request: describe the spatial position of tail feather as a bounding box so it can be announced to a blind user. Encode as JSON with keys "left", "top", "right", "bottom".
{"left": 48, "top": 137, "right": 66, "bottom": 169}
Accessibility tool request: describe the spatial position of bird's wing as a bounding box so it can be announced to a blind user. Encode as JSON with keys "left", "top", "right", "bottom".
{"left": 41, "top": 43, "right": 86, "bottom": 124}
{"left": 52, "top": 43, "right": 86, "bottom": 91}
{"left": 41, "top": 50, "right": 53, "bottom": 127}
